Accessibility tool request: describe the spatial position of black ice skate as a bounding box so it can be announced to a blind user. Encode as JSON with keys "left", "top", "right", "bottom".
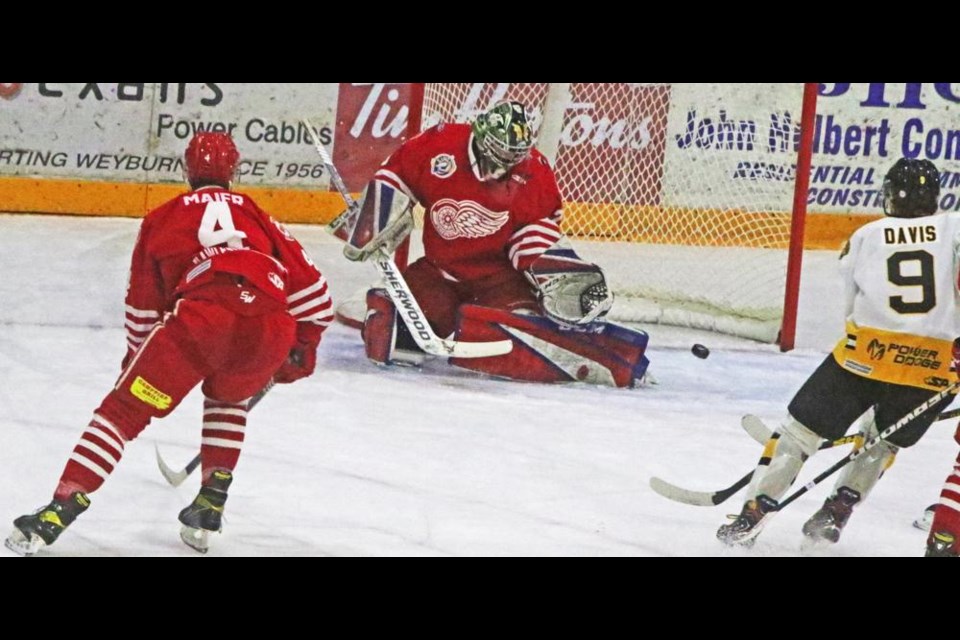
{"left": 5, "top": 492, "right": 90, "bottom": 556}
{"left": 801, "top": 486, "right": 861, "bottom": 547}
{"left": 717, "top": 495, "right": 778, "bottom": 547}
{"left": 925, "top": 531, "right": 958, "bottom": 558}
{"left": 178, "top": 469, "right": 232, "bottom": 553}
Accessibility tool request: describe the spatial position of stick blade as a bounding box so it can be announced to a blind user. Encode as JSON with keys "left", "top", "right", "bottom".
{"left": 438, "top": 338, "right": 513, "bottom": 358}
{"left": 741, "top": 414, "right": 773, "bottom": 445}
{"left": 649, "top": 476, "right": 722, "bottom": 507}
{"left": 155, "top": 443, "right": 189, "bottom": 487}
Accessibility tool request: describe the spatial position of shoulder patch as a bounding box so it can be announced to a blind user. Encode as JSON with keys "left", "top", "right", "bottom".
{"left": 431, "top": 153, "right": 457, "bottom": 179}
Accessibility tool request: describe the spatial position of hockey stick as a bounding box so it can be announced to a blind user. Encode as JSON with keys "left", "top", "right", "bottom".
{"left": 741, "top": 414, "right": 775, "bottom": 445}
{"left": 301, "top": 118, "right": 512, "bottom": 359}
{"left": 741, "top": 414, "right": 864, "bottom": 448}
{"left": 936, "top": 407, "right": 960, "bottom": 421}
{"left": 775, "top": 380, "right": 960, "bottom": 512}
{"left": 650, "top": 432, "right": 862, "bottom": 507}
{"left": 155, "top": 379, "right": 275, "bottom": 487}
{"left": 745, "top": 405, "right": 960, "bottom": 442}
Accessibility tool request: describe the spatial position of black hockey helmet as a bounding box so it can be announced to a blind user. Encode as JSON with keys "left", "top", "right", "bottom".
{"left": 882, "top": 157, "right": 940, "bottom": 218}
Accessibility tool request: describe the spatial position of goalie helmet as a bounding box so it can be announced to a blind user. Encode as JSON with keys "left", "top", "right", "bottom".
{"left": 882, "top": 157, "right": 940, "bottom": 218}
{"left": 185, "top": 132, "right": 240, "bottom": 189}
{"left": 472, "top": 101, "right": 534, "bottom": 180}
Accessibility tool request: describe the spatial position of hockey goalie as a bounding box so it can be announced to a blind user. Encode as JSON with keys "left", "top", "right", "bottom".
{"left": 339, "top": 101, "right": 650, "bottom": 388}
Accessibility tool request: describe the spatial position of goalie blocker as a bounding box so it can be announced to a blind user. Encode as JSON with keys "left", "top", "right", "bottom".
{"left": 363, "top": 291, "right": 649, "bottom": 387}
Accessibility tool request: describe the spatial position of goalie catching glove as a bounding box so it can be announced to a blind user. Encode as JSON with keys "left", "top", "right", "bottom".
{"left": 342, "top": 179, "right": 415, "bottom": 262}
{"left": 528, "top": 246, "right": 614, "bottom": 326}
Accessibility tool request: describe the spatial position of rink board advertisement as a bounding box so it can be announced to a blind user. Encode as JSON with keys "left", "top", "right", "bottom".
{"left": 2, "top": 83, "right": 960, "bottom": 247}
{"left": 665, "top": 83, "right": 960, "bottom": 213}
{"left": 662, "top": 83, "right": 960, "bottom": 246}
{"left": 0, "top": 83, "right": 417, "bottom": 221}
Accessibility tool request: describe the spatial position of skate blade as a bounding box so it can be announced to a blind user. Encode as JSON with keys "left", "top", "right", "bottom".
{"left": 4, "top": 528, "right": 45, "bottom": 556}
{"left": 717, "top": 514, "right": 767, "bottom": 548}
{"left": 718, "top": 534, "right": 757, "bottom": 549}
{"left": 179, "top": 525, "right": 211, "bottom": 554}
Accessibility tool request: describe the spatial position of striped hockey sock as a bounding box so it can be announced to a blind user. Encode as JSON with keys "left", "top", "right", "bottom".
{"left": 55, "top": 413, "right": 127, "bottom": 499}
{"left": 200, "top": 397, "right": 247, "bottom": 481}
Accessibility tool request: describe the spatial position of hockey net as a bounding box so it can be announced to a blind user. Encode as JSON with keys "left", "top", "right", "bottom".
{"left": 413, "top": 83, "right": 811, "bottom": 345}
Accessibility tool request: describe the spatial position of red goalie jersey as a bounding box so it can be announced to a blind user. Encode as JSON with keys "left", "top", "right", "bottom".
{"left": 124, "top": 186, "right": 333, "bottom": 359}
{"left": 375, "top": 123, "right": 564, "bottom": 281}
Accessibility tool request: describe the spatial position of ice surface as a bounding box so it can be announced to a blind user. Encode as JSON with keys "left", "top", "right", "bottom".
{"left": 0, "top": 215, "right": 951, "bottom": 556}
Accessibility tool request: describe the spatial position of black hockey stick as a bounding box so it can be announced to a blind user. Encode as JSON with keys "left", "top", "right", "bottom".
{"left": 936, "top": 407, "right": 960, "bottom": 421}
{"left": 775, "top": 380, "right": 960, "bottom": 512}
{"left": 155, "top": 380, "right": 275, "bottom": 487}
{"left": 650, "top": 433, "right": 861, "bottom": 507}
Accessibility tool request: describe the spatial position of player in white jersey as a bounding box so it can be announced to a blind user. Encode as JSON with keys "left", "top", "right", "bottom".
{"left": 716, "top": 157, "right": 959, "bottom": 548}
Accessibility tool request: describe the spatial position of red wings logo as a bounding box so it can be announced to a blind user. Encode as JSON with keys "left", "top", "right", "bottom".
{"left": 430, "top": 199, "right": 510, "bottom": 240}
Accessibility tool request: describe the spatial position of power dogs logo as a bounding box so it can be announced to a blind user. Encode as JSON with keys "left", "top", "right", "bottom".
{"left": 891, "top": 344, "right": 943, "bottom": 370}
{"left": 866, "top": 339, "right": 886, "bottom": 361}
{"left": 869, "top": 339, "right": 944, "bottom": 371}
{"left": 0, "top": 83, "right": 23, "bottom": 100}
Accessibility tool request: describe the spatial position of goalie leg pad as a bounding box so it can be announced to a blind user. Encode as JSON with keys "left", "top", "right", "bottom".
{"left": 362, "top": 289, "right": 424, "bottom": 366}
{"left": 450, "top": 305, "right": 649, "bottom": 388}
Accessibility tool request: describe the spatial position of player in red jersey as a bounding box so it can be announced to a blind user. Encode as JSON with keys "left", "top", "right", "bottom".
{"left": 344, "top": 101, "right": 649, "bottom": 387}
{"left": 926, "top": 341, "right": 960, "bottom": 557}
{"left": 926, "top": 430, "right": 960, "bottom": 557}
{"left": 5, "top": 132, "right": 334, "bottom": 555}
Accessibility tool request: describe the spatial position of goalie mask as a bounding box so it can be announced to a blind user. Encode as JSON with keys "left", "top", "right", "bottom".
{"left": 185, "top": 132, "right": 240, "bottom": 189}
{"left": 472, "top": 101, "right": 534, "bottom": 181}
{"left": 882, "top": 157, "right": 940, "bottom": 218}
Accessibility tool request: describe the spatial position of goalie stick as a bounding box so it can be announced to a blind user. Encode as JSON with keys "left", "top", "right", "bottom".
{"left": 155, "top": 379, "right": 275, "bottom": 487}
{"left": 300, "top": 118, "right": 511, "bottom": 360}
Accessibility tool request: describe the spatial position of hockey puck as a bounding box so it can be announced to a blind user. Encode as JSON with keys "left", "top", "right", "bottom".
{"left": 691, "top": 344, "right": 710, "bottom": 359}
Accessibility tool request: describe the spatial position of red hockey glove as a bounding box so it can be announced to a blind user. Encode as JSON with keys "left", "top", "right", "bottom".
{"left": 274, "top": 324, "right": 323, "bottom": 384}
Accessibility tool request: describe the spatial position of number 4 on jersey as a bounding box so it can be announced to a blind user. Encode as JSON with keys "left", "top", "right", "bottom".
{"left": 199, "top": 201, "right": 247, "bottom": 249}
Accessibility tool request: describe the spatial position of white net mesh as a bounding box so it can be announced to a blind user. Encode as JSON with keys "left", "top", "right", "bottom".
{"left": 418, "top": 83, "right": 807, "bottom": 342}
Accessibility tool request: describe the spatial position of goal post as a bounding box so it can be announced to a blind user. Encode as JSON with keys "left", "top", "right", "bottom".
{"left": 406, "top": 83, "right": 817, "bottom": 349}
{"left": 780, "top": 83, "right": 818, "bottom": 351}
